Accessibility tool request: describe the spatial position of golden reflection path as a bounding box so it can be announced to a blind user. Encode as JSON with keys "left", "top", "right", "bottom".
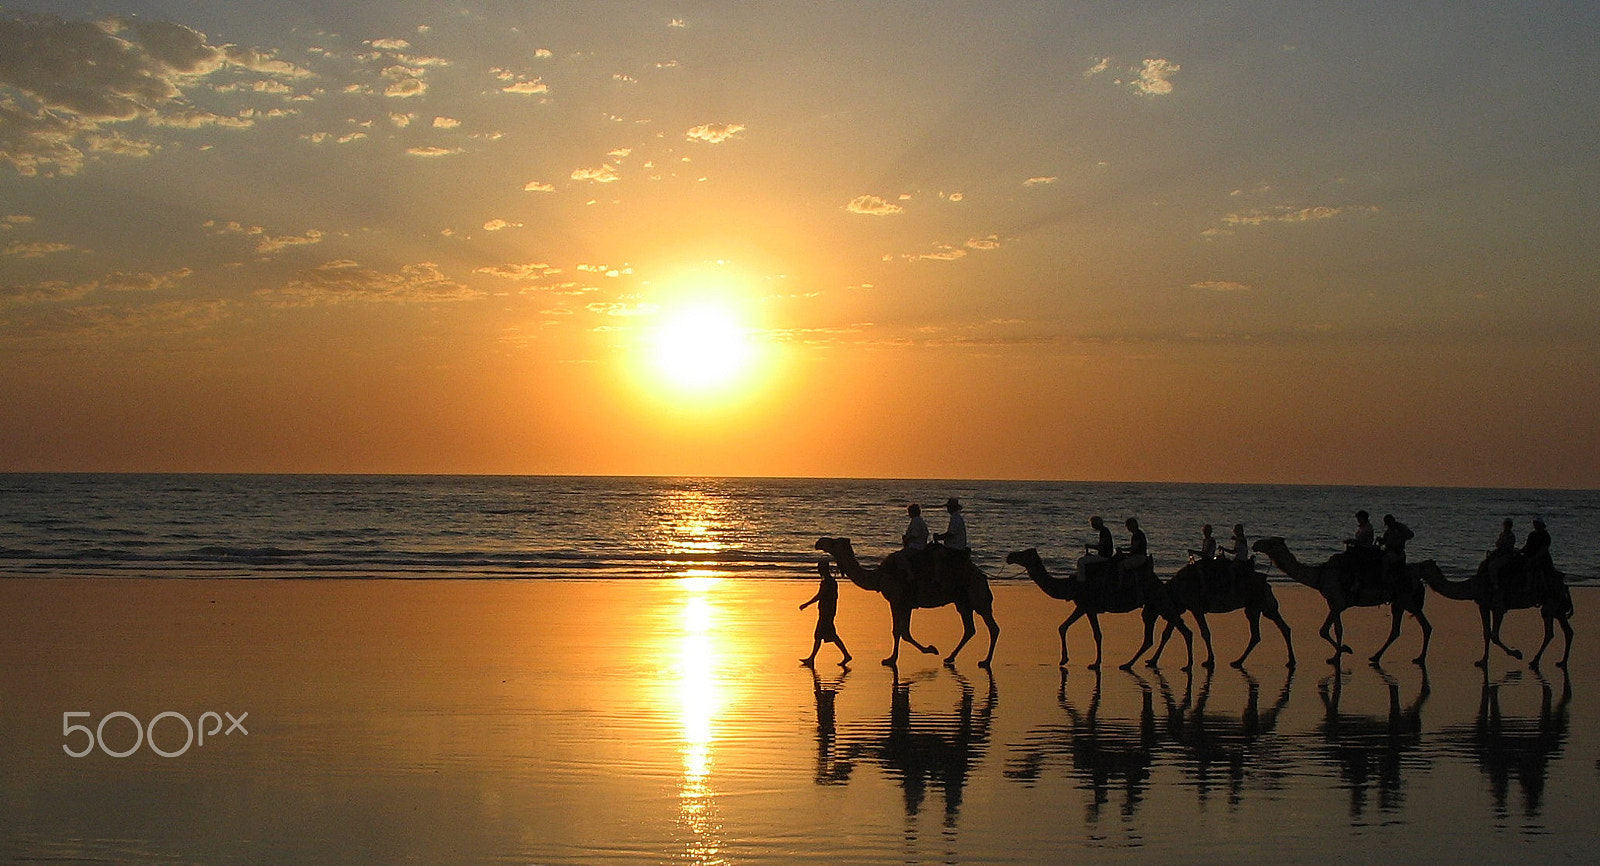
{"left": 674, "top": 574, "right": 726, "bottom": 864}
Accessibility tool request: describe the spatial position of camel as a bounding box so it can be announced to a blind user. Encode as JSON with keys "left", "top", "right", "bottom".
{"left": 814, "top": 536, "right": 999, "bottom": 667}
{"left": 1146, "top": 557, "right": 1296, "bottom": 669}
{"left": 1005, "top": 547, "right": 1193, "bottom": 672}
{"left": 1252, "top": 537, "right": 1434, "bottom": 666}
{"left": 1420, "top": 561, "right": 1574, "bottom": 669}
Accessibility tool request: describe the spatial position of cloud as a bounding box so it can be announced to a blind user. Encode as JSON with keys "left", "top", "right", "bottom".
{"left": 911, "top": 245, "right": 967, "bottom": 262}
{"left": 482, "top": 219, "right": 522, "bottom": 231}
{"left": 0, "top": 297, "right": 227, "bottom": 339}
{"left": 368, "top": 38, "right": 411, "bottom": 51}
{"left": 254, "top": 229, "right": 324, "bottom": 254}
{"left": 1190, "top": 280, "right": 1251, "bottom": 292}
{"left": 474, "top": 262, "right": 559, "bottom": 281}
{"left": 381, "top": 65, "right": 427, "bottom": 97}
{"left": 0, "top": 14, "right": 308, "bottom": 175}
{"left": 501, "top": 78, "right": 549, "bottom": 95}
{"left": 432, "top": 116, "right": 460, "bottom": 129}
{"left": 1133, "top": 58, "right": 1180, "bottom": 96}
{"left": 99, "top": 267, "right": 193, "bottom": 292}
{"left": 523, "top": 180, "right": 554, "bottom": 192}
{"left": 585, "top": 301, "right": 659, "bottom": 317}
{"left": 685, "top": 122, "right": 745, "bottom": 144}
{"left": 1023, "top": 176, "right": 1059, "bottom": 187}
{"left": 572, "top": 165, "right": 620, "bottom": 183}
{"left": 2, "top": 240, "right": 75, "bottom": 257}
{"left": 406, "top": 146, "right": 463, "bottom": 157}
{"left": 261, "top": 260, "right": 482, "bottom": 305}
{"left": 965, "top": 234, "right": 1001, "bottom": 251}
{"left": 1084, "top": 57, "right": 1110, "bottom": 78}
{"left": 1221, "top": 204, "right": 1379, "bottom": 226}
{"left": 1, "top": 266, "right": 191, "bottom": 306}
{"left": 846, "top": 195, "right": 902, "bottom": 216}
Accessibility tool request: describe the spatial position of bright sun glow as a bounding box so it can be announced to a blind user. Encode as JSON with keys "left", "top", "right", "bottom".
{"left": 650, "top": 303, "right": 757, "bottom": 394}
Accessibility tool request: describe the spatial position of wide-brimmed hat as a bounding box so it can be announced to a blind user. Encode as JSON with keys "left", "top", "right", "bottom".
{"left": 944, "top": 497, "right": 962, "bottom": 511}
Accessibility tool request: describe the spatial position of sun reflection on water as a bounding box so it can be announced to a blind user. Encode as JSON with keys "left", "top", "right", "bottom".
{"left": 674, "top": 576, "right": 725, "bottom": 863}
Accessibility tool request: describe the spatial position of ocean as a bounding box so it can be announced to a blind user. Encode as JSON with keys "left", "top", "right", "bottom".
{"left": 2, "top": 473, "right": 1596, "bottom": 581}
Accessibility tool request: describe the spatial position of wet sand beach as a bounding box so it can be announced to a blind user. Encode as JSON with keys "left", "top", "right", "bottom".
{"left": 3, "top": 577, "right": 1598, "bottom": 862}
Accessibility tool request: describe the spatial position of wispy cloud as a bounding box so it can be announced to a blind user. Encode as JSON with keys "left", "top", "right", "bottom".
{"left": 1190, "top": 280, "right": 1251, "bottom": 292}
{"left": 686, "top": 123, "right": 745, "bottom": 144}
{"left": 572, "top": 165, "right": 620, "bottom": 183}
{"left": 2, "top": 240, "right": 75, "bottom": 258}
{"left": 0, "top": 14, "right": 307, "bottom": 176}
{"left": 1221, "top": 204, "right": 1379, "bottom": 227}
{"left": 1133, "top": 58, "right": 1180, "bottom": 96}
{"left": 846, "top": 195, "right": 902, "bottom": 216}
{"left": 1023, "top": 176, "right": 1059, "bottom": 187}
{"left": 260, "top": 260, "right": 481, "bottom": 306}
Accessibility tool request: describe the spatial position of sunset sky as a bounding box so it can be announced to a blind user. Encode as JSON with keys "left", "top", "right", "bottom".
{"left": 3, "top": 1, "right": 1597, "bottom": 487}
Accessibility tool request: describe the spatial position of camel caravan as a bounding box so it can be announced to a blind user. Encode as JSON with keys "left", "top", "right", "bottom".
{"left": 813, "top": 505, "right": 1575, "bottom": 673}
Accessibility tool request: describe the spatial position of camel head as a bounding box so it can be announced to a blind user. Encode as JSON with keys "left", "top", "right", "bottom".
{"left": 1005, "top": 548, "right": 1040, "bottom": 568}
{"left": 815, "top": 536, "right": 852, "bottom": 556}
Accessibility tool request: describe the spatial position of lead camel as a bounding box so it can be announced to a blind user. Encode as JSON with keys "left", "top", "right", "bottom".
{"left": 814, "top": 536, "right": 999, "bottom": 668}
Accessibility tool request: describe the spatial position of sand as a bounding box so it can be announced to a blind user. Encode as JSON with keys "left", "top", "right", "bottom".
{"left": 2, "top": 577, "right": 1597, "bottom": 862}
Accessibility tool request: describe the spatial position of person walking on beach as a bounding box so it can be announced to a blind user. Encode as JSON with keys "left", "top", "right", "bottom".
{"left": 934, "top": 498, "right": 969, "bottom": 563}
{"left": 801, "top": 560, "right": 851, "bottom": 666}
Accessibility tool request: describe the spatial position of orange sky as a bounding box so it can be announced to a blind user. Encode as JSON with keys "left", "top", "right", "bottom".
{"left": 2, "top": 3, "right": 1597, "bottom": 487}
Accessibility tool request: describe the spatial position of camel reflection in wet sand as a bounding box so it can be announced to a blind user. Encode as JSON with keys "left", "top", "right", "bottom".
{"left": 809, "top": 665, "right": 997, "bottom": 831}
{"left": 1005, "top": 666, "right": 1294, "bottom": 824}
{"left": 1163, "top": 667, "right": 1294, "bottom": 808}
{"left": 1312, "top": 665, "right": 1431, "bottom": 820}
{"left": 1440, "top": 670, "right": 1572, "bottom": 825}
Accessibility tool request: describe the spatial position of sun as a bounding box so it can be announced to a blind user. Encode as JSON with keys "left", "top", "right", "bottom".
{"left": 649, "top": 302, "right": 758, "bottom": 394}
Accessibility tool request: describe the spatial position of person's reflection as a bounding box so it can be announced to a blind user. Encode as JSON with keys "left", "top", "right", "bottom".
{"left": 1441, "top": 669, "right": 1572, "bottom": 825}
{"left": 811, "top": 666, "right": 997, "bottom": 830}
{"left": 1006, "top": 669, "right": 1161, "bottom": 824}
{"left": 810, "top": 667, "right": 853, "bottom": 785}
{"left": 1313, "top": 664, "right": 1430, "bottom": 820}
{"left": 1159, "top": 665, "right": 1294, "bottom": 808}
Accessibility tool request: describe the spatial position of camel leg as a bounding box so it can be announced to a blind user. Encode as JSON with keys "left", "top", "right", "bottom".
{"left": 1232, "top": 611, "right": 1262, "bottom": 669}
{"left": 1370, "top": 605, "right": 1405, "bottom": 665}
{"left": 1528, "top": 614, "right": 1552, "bottom": 670}
{"left": 1170, "top": 612, "right": 1195, "bottom": 673}
{"left": 944, "top": 607, "right": 978, "bottom": 666}
{"left": 901, "top": 611, "right": 940, "bottom": 658}
{"left": 1270, "top": 610, "right": 1295, "bottom": 668}
{"left": 1319, "top": 611, "right": 1347, "bottom": 665}
{"left": 1058, "top": 608, "right": 1085, "bottom": 668}
{"left": 1150, "top": 620, "right": 1177, "bottom": 667}
{"left": 1484, "top": 606, "right": 1522, "bottom": 664}
{"left": 977, "top": 608, "right": 1000, "bottom": 669}
{"left": 1121, "top": 609, "right": 1160, "bottom": 671}
{"left": 1194, "top": 611, "right": 1216, "bottom": 669}
{"left": 1087, "top": 614, "right": 1104, "bottom": 671}
{"left": 1410, "top": 608, "right": 1433, "bottom": 665}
